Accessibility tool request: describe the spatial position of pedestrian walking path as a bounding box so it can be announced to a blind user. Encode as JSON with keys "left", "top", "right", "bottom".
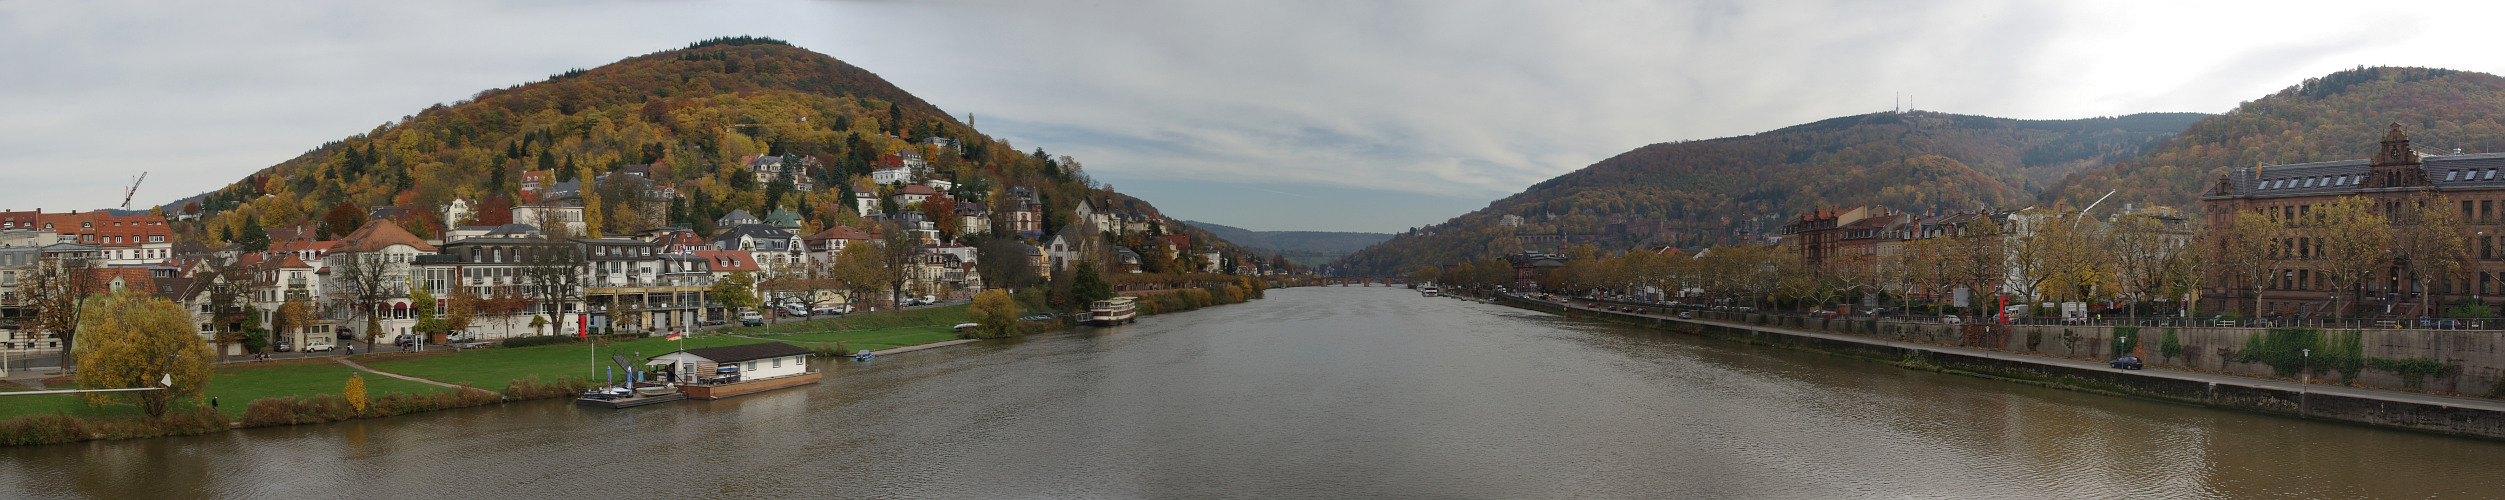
{"left": 870, "top": 339, "right": 978, "bottom": 356}
{"left": 1530, "top": 295, "right": 2505, "bottom": 413}
{"left": 333, "top": 357, "right": 472, "bottom": 391}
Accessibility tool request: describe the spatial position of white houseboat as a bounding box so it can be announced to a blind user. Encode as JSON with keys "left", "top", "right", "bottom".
{"left": 1087, "top": 296, "right": 1138, "bottom": 326}
{"left": 646, "top": 342, "right": 821, "bottom": 400}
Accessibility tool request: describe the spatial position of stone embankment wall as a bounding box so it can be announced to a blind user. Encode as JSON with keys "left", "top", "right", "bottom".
{"left": 1499, "top": 296, "right": 2505, "bottom": 439}
{"left": 1714, "top": 312, "right": 2505, "bottom": 396}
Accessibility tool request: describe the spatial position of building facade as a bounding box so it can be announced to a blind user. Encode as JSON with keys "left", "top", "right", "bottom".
{"left": 2198, "top": 124, "right": 2497, "bottom": 318}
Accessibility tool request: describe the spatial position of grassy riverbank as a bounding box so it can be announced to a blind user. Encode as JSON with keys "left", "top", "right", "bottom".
{"left": 0, "top": 304, "right": 983, "bottom": 446}
{"left": 0, "top": 359, "right": 451, "bottom": 421}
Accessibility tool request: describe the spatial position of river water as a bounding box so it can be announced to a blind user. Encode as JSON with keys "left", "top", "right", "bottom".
{"left": 6, "top": 287, "right": 2504, "bottom": 498}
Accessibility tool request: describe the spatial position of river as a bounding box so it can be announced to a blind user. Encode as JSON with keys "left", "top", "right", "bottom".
{"left": 6, "top": 287, "right": 2504, "bottom": 498}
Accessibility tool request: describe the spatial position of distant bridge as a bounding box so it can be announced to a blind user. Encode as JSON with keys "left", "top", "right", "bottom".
{"left": 1310, "top": 276, "right": 1409, "bottom": 287}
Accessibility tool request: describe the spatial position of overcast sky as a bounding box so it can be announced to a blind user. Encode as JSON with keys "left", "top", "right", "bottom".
{"left": 6, "top": 0, "right": 2504, "bottom": 232}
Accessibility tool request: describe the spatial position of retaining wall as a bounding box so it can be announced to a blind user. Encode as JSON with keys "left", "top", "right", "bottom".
{"left": 1702, "top": 311, "right": 2505, "bottom": 395}
{"left": 1500, "top": 296, "right": 2505, "bottom": 440}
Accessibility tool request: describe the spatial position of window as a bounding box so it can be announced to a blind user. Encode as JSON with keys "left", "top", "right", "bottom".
{"left": 772, "top": 357, "right": 782, "bottom": 368}
{"left": 2489, "top": 169, "right": 2498, "bottom": 180}
{"left": 746, "top": 361, "right": 757, "bottom": 371}
{"left": 2450, "top": 170, "right": 2460, "bottom": 181}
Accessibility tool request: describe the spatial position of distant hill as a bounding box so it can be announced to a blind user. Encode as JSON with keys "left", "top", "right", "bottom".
{"left": 166, "top": 36, "right": 1262, "bottom": 268}
{"left": 1331, "top": 111, "right": 2206, "bottom": 276}
{"left": 2045, "top": 66, "right": 2505, "bottom": 210}
{"left": 1182, "top": 221, "right": 1392, "bottom": 254}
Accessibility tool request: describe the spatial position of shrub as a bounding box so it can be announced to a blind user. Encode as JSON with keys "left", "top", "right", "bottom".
{"left": 504, "top": 376, "right": 589, "bottom": 400}
{"left": 2369, "top": 357, "right": 2454, "bottom": 389}
{"left": 2159, "top": 328, "right": 2183, "bottom": 361}
{"left": 240, "top": 394, "right": 404, "bottom": 428}
{"left": 0, "top": 414, "right": 91, "bottom": 446}
{"left": 2111, "top": 326, "right": 2141, "bottom": 359}
{"left": 2238, "top": 328, "right": 2323, "bottom": 377}
{"left": 154, "top": 405, "right": 230, "bottom": 435}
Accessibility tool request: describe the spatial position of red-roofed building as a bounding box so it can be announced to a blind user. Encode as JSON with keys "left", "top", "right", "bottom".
{"left": 0, "top": 209, "right": 41, "bottom": 232}
{"left": 519, "top": 169, "right": 555, "bottom": 202}
{"left": 39, "top": 211, "right": 172, "bottom": 265}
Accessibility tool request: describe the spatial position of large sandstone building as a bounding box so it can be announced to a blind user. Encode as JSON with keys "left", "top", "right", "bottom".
{"left": 2200, "top": 123, "right": 2505, "bottom": 318}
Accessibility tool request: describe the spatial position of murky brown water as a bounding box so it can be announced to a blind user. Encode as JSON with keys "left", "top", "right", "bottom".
{"left": 6, "top": 287, "right": 2504, "bottom": 498}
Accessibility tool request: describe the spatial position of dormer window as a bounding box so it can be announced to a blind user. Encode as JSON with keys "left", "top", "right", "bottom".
{"left": 2449, "top": 170, "right": 2459, "bottom": 181}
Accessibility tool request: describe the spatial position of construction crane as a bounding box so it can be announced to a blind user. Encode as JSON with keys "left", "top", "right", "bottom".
{"left": 120, "top": 172, "right": 146, "bottom": 211}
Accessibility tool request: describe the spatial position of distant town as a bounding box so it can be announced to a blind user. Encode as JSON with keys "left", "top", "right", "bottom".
{"left": 0, "top": 149, "right": 1284, "bottom": 363}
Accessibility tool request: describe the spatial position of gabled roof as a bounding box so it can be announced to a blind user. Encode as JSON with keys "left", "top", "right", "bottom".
{"left": 690, "top": 249, "right": 761, "bottom": 272}
{"left": 763, "top": 207, "right": 804, "bottom": 227}
{"left": 269, "top": 254, "right": 314, "bottom": 269}
{"left": 269, "top": 239, "right": 336, "bottom": 254}
{"left": 659, "top": 342, "right": 812, "bottom": 364}
{"left": 336, "top": 220, "right": 437, "bottom": 253}
{"left": 805, "top": 225, "right": 876, "bottom": 242}
{"left": 711, "top": 224, "right": 795, "bottom": 244}
{"left": 746, "top": 154, "right": 785, "bottom": 169}
{"left": 717, "top": 209, "right": 759, "bottom": 226}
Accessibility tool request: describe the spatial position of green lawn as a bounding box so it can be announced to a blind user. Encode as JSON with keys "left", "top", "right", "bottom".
{"left": 723, "top": 305, "right": 971, "bottom": 334}
{"left": 0, "top": 306, "right": 992, "bottom": 423}
{"left": 347, "top": 305, "right": 979, "bottom": 395}
{"left": 764, "top": 325, "right": 963, "bottom": 352}
{"left": 358, "top": 335, "right": 769, "bottom": 389}
{"left": 0, "top": 360, "right": 449, "bottom": 419}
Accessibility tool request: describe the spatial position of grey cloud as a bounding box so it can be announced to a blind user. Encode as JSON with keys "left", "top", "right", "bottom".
{"left": 7, "top": 0, "right": 2505, "bottom": 232}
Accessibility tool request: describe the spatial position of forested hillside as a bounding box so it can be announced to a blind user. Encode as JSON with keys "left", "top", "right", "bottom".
{"left": 163, "top": 37, "right": 1253, "bottom": 265}
{"left": 2045, "top": 66, "right": 2505, "bottom": 210}
{"left": 1331, "top": 111, "right": 2204, "bottom": 276}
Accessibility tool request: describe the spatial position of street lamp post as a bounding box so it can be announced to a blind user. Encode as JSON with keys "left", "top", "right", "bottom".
{"left": 2300, "top": 348, "right": 2311, "bottom": 417}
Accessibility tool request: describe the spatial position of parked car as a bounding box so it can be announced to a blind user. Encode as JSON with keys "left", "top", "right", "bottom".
{"left": 455, "top": 341, "right": 493, "bottom": 349}
{"left": 301, "top": 342, "right": 334, "bottom": 352}
{"left": 2110, "top": 355, "right": 2144, "bottom": 370}
{"left": 1813, "top": 309, "right": 1840, "bottom": 319}
{"left": 738, "top": 310, "right": 765, "bottom": 327}
{"left": 273, "top": 340, "right": 292, "bottom": 352}
{"left": 813, "top": 304, "right": 853, "bottom": 316}
{"left": 393, "top": 334, "right": 417, "bottom": 347}
{"left": 1942, "top": 315, "right": 1963, "bottom": 325}
{"left": 1676, "top": 311, "right": 1694, "bottom": 319}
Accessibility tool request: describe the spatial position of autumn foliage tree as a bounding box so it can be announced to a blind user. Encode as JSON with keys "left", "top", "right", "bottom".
{"left": 72, "top": 290, "right": 212, "bottom": 418}
{"left": 966, "top": 289, "right": 1022, "bottom": 338}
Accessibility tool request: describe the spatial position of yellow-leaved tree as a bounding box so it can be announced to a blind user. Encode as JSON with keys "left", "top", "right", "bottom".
{"left": 343, "top": 374, "right": 369, "bottom": 415}
{"left": 967, "top": 289, "right": 1022, "bottom": 339}
{"left": 73, "top": 290, "right": 212, "bottom": 418}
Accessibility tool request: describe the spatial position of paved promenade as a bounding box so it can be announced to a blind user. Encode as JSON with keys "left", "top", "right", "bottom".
{"left": 1517, "top": 295, "right": 2505, "bottom": 414}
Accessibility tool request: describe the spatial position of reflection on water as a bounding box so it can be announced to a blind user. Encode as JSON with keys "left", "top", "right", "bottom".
{"left": 4, "top": 287, "right": 2504, "bottom": 498}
